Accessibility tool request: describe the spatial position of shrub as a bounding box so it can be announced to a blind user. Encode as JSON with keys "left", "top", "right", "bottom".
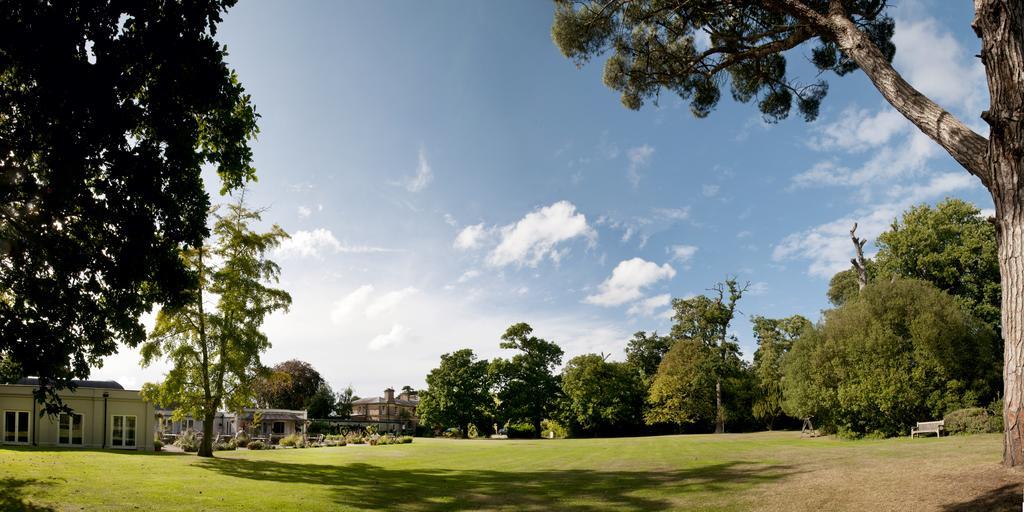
{"left": 233, "top": 431, "right": 250, "bottom": 448}
{"left": 174, "top": 429, "right": 200, "bottom": 453}
{"left": 442, "top": 427, "right": 461, "bottom": 438}
{"left": 944, "top": 407, "right": 995, "bottom": 435}
{"left": 467, "top": 424, "right": 480, "bottom": 439}
{"left": 247, "top": 440, "right": 266, "bottom": 450}
{"left": 399, "top": 436, "right": 413, "bottom": 444}
{"left": 214, "top": 440, "right": 236, "bottom": 451}
{"left": 988, "top": 399, "right": 1005, "bottom": 432}
{"left": 346, "top": 434, "right": 365, "bottom": 445}
{"left": 279, "top": 433, "right": 305, "bottom": 447}
{"left": 507, "top": 422, "right": 536, "bottom": 439}
{"left": 154, "top": 440, "right": 163, "bottom": 451}
{"left": 541, "top": 419, "right": 568, "bottom": 439}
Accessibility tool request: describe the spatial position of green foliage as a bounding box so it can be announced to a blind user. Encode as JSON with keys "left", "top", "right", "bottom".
{"left": 541, "top": 419, "right": 568, "bottom": 439}
{"left": 874, "top": 199, "right": 1000, "bottom": 333}
{"left": 624, "top": 331, "right": 672, "bottom": 382}
{"left": 943, "top": 408, "right": 997, "bottom": 435}
{"left": 399, "top": 435, "right": 414, "bottom": 444}
{"left": 988, "top": 399, "right": 1005, "bottom": 432}
{"left": 213, "top": 440, "right": 237, "bottom": 451}
{"left": 279, "top": 433, "right": 305, "bottom": 447}
{"left": 140, "top": 194, "right": 291, "bottom": 456}
{"left": 333, "top": 386, "right": 358, "bottom": 419}
{"left": 782, "top": 279, "right": 1000, "bottom": 437}
{"left": 254, "top": 360, "right": 334, "bottom": 417}
{"left": 551, "top": 1, "right": 894, "bottom": 121}
{"left": 558, "top": 354, "right": 646, "bottom": 437}
{"left": 490, "top": 323, "right": 564, "bottom": 437}
{"left": 246, "top": 440, "right": 266, "bottom": 450}
{"left": 645, "top": 339, "right": 716, "bottom": 428}
{"left": 750, "top": 315, "right": 811, "bottom": 429}
{"left": 0, "top": 0, "right": 258, "bottom": 412}
{"left": 154, "top": 440, "right": 164, "bottom": 452}
{"left": 418, "top": 349, "right": 493, "bottom": 437}
{"left": 506, "top": 422, "right": 536, "bottom": 439}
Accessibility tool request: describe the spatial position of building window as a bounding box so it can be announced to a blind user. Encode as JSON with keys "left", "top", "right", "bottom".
{"left": 272, "top": 421, "right": 285, "bottom": 434}
{"left": 183, "top": 418, "right": 194, "bottom": 431}
{"left": 111, "top": 415, "right": 137, "bottom": 448}
{"left": 3, "top": 410, "right": 30, "bottom": 444}
{"left": 58, "top": 413, "right": 84, "bottom": 445}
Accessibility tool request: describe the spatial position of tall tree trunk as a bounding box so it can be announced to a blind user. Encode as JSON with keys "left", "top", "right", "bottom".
{"left": 533, "top": 417, "right": 543, "bottom": 439}
{"left": 974, "top": 0, "right": 1024, "bottom": 467}
{"left": 714, "top": 377, "right": 724, "bottom": 434}
{"left": 198, "top": 411, "right": 215, "bottom": 457}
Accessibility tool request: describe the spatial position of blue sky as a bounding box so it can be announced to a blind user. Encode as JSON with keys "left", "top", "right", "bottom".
{"left": 95, "top": 1, "right": 993, "bottom": 396}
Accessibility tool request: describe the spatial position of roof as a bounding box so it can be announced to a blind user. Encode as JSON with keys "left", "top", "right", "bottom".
{"left": 353, "top": 396, "right": 419, "bottom": 407}
{"left": 14, "top": 377, "right": 124, "bottom": 390}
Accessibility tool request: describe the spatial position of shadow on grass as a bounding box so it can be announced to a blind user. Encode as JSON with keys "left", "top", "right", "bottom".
{"left": 0, "top": 478, "right": 55, "bottom": 512}
{"left": 197, "top": 458, "right": 797, "bottom": 511}
{"left": 941, "top": 484, "right": 1021, "bottom": 512}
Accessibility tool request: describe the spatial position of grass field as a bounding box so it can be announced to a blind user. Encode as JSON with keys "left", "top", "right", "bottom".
{"left": 1, "top": 432, "right": 1021, "bottom": 511}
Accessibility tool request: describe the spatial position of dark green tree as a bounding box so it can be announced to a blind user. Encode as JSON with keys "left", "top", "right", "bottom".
{"left": 254, "top": 360, "right": 327, "bottom": 412}
{"left": 624, "top": 330, "right": 673, "bottom": 382}
{"left": 667, "top": 280, "right": 746, "bottom": 433}
{"left": 417, "top": 349, "right": 492, "bottom": 437}
{"left": 875, "top": 199, "right": 1000, "bottom": 333}
{"left": 306, "top": 382, "right": 337, "bottom": 419}
{"left": 334, "top": 386, "right": 358, "bottom": 419}
{"left": 491, "top": 323, "right": 565, "bottom": 437}
{"left": 782, "top": 278, "right": 1000, "bottom": 437}
{"left": 140, "top": 194, "right": 291, "bottom": 457}
{"left": 750, "top": 315, "right": 811, "bottom": 429}
{"left": 0, "top": 0, "right": 258, "bottom": 410}
{"left": 551, "top": 0, "right": 1024, "bottom": 466}
{"left": 558, "top": 354, "right": 646, "bottom": 436}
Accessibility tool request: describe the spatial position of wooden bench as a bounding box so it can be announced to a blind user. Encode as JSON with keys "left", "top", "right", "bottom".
{"left": 910, "top": 420, "right": 944, "bottom": 438}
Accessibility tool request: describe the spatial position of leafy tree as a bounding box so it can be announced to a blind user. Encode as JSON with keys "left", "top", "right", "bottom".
{"left": 558, "top": 354, "right": 646, "bottom": 436}
{"left": 668, "top": 280, "right": 745, "bottom": 433}
{"left": 418, "top": 349, "right": 492, "bottom": 437}
{"left": 828, "top": 261, "right": 878, "bottom": 307}
{"left": 551, "top": 0, "right": 1024, "bottom": 467}
{"left": 306, "top": 382, "right": 337, "bottom": 419}
{"left": 782, "top": 278, "right": 1000, "bottom": 437}
{"left": 140, "top": 195, "right": 290, "bottom": 457}
{"left": 0, "top": 0, "right": 257, "bottom": 411}
{"left": 874, "top": 199, "right": 1000, "bottom": 333}
{"left": 334, "top": 386, "right": 358, "bottom": 419}
{"left": 750, "top": 315, "right": 811, "bottom": 429}
{"left": 254, "top": 359, "right": 328, "bottom": 412}
{"left": 624, "top": 331, "right": 673, "bottom": 382}
{"left": 490, "top": 323, "right": 565, "bottom": 437}
{"left": 400, "top": 385, "right": 416, "bottom": 396}
{"left": 645, "top": 339, "right": 716, "bottom": 429}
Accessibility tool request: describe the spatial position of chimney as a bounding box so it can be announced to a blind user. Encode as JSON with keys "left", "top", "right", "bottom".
{"left": 384, "top": 388, "right": 395, "bottom": 403}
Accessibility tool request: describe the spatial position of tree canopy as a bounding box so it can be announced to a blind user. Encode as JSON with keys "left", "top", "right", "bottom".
{"left": 254, "top": 359, "right": 329, "bottom": 412}
{"left": 0, "top": 0, "right": 257, "bottom": 409}
{"left": 625, "top": 330, "right": 673, "bottom": 382}
{"left": 490, "top": 322, "right": 564, "bottom": 437}
{"left": 782, "top": 278, "right": 1000, "bottom": 437}
{"left": 417, "top": 349, "right": 492, "bottom": 437}
{"left": 750, "top": 314, "right": 811, "bottom": 429}
{"left": 140, "top": 195, "right": 290, "bottom": 457}
{"left": 558, "top": 353, "right": 646, "bottom": 437}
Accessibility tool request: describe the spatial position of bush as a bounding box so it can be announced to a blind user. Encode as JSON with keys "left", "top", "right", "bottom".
{"left": 507, "top": 422, "right": 536, "bottom": 439}
{"left": 399, "top": 436, "right": 413, "bottom": 444}
{"left": 346, "top": 433, "right": 365, "bottom": 445}
{"left": 988, "top": 399, "right": 1005, "bottom": 432}
{"left": 233, "top": 431, "right": 250, "bottom": 448}
{"left": 154, "top": 440, "right": 163, "bottom": 451}
{"left": 442, "top": 427, "right": 461, "bottom": 438}
{"left": 467, "top": 424, "right": 480, "bottom": 439}
{"left": 174, "top": 429, "right": 200, "bottom": 453}
{"left": 247, "top": 440, "right": 266, "bottom": 450}
{"left": 541, "top": 419, "right": 568, "bottom": 439}
{"left": 945, "top": 407, "right": 996, "bottom": 435}
{"left": 279, "top": 433, "right": 304, "bottom": 447}
{"left": 214, "top": 440, "right": 236, "bottom": 451}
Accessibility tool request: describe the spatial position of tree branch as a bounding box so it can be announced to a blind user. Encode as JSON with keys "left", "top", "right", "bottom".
{"left": 850, "top": 222, "right": 868, "bottom": 290}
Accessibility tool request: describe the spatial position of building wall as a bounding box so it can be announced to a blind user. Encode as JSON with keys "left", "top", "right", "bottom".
{"left": 0, "top": 384, "right": 155, "bottom": 451}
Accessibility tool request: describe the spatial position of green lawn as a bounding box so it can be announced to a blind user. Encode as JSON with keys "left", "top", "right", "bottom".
{"left": 1, "top": 432, "right": 1020, "bottom": 511}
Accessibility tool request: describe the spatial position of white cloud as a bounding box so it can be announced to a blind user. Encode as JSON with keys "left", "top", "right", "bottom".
{"left": 400, "top": 147, "right": 434, "bottom": 192}
{"left": 653, "top": 207, "right": 690, "bottom": 220}
{"left": 702, "top": 184, "right": 720, "bottom": 197}
{"left": 792, "top": 130, "right": 937, "bottom": 190}
{"left": 747, "top": 282, "right": 769, "bottom": 296}
{"left": 443, "top": 213, "right": 458, "bottom": 227}
{"left": 626, "top": 144, "right": 654, "bottom": 187}
{"left": 298, "top": 206, "right": 313, "bottom": 219}
{"left": 368, "top": 324, "right": 411, "bottom": 351}
{"left": 487, "top": 201, "right": 596, "bottom": 268}
{"left": 330, "top": 285, "right": 375, "bottom": 323}
{"left": 276, "top": 229, "right": 395, "bottom": 259}
{"left": 457, "top": 269, "right": 481, "bottom": 283}
{"left": 667, "top": 244, "right": 698, "bottom": 264}
{"left": 584, "top": 258, "right": 676, "bottom": 307}
{"left": 365, "top": 287, "right": 419, "bottom": 318}
{"left": 453, "top": 223, "right": 489, "bottom": 250}
{"left": 626, "top": 293, "right": 671, "bottom": 317}
{"left": 773, "top": 172, "right": 976, "bottom": 277}
{"left": 807, "top": 107, "right": 909, "bottom": 152}
{"left": 892, "top": 17, "right": 987, "bottom": 115}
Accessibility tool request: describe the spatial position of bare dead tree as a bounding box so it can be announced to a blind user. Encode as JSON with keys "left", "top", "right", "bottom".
{"left": 850, "top": 223, "right": 868, "bottom": 290}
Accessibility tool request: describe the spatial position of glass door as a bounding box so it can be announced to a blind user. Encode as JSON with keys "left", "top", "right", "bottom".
{"left": 3, "top": 411, "right": 30, "bottom": 444}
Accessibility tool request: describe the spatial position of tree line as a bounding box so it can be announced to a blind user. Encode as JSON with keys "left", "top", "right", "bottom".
{"left": 419, "top": 199, "right": 1003, "bottom": 439}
